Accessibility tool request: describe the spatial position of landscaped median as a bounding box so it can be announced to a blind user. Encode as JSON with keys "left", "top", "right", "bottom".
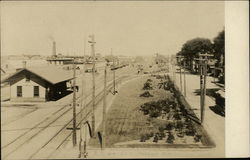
{"left": 89, "top": 73, "right": 215, "bottom": 148}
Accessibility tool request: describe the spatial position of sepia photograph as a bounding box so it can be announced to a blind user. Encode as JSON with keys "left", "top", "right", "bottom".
{"left": 0, "top": 0, "right": 248, "bottom": 159}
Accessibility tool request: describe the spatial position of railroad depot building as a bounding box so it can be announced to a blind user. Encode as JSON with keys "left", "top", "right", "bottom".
{"left": 1, "top": 66, "right": 74, "bottom": 102}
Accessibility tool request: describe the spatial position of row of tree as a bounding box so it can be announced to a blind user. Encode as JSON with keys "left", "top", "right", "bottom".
{"left": 176, "top": 29, "right": 225, "bottom": 71}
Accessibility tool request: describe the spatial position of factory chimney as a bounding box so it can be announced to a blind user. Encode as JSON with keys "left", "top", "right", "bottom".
{"left": 52, "top": 41, "right": 56, "bottom": 56}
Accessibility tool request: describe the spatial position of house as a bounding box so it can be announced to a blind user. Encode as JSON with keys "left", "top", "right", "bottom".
{"left": 1, "top": 66, "right": 74, "bottom": 102}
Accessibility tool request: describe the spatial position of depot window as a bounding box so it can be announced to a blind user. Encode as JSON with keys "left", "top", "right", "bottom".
{"left": 17, "top": 86, "right": 22, "bottom": 97}
{"left": 34, "top": 86, "right": 39, "bottom": 97}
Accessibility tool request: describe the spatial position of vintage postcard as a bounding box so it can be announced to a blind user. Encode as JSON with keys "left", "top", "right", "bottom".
{"left": 0, "top": 0, "right": 249, "bottom": 159}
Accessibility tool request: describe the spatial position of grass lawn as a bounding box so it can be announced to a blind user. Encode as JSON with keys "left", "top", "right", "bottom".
{"left": 89, "top": 74, "right": 214, "bottom": 148}
{"left": 89, "top": 75, "right": 173, "bottom": 147}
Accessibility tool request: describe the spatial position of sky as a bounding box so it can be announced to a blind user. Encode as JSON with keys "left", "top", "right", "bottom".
{"left": 1, "top": 1, "right": 224, "bottom": 57}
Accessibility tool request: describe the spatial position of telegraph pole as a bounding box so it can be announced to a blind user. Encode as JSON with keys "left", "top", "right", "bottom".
{"left": 179, "top": 61, "right": 183, "bottom": 93}
{"left": 111, "top": 48, "right": 116, "bottom": 94}
{"left": 72, "top": 59, "right": 77, "bottom": 146}
{"left": 199, "top": 57, "right": 204, "bottom": 124}
{"left": 79, "top": 38, "right": 87, "bottom": 158}
{"left": 213, "top": 64, "right": 216, "bottom": 83}
{"left": 176, "top": 56, "right": 183, "bottom": 94}
{"left": 195, "top": 53, "right": 213, "bottom": 124}
{"left": 173, "top": 57, "right": 176, "bottom": 83}
{"left": 203, "top": 58, "right": 207, "bottom": 123}
{"left": 102, "top": 63, "right": 107, "bottom": 149}
{"left": 89, "top": 34, "right": 96, "bottom": 137}
{"left": 183, "top": 60, "right": 186, "bottom": 97}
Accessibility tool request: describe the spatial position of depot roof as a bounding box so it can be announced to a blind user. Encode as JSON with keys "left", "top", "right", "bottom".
{"left": 1, "top": 66, "right": 74, "bottom": 85}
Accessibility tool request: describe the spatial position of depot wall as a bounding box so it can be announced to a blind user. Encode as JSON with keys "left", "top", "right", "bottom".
{"left": 10, "top": 78, "right": 46, "bottom": 102}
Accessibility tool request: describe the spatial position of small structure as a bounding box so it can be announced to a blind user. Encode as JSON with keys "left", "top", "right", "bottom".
{"left": 1, "top": 66, "right": 74, "bottom": 102}
{"left": 46, "top": 56, "right": 74, "bottom": 65}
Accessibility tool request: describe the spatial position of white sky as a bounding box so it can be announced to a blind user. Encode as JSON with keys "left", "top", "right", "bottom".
{"left": 1, "top": 1, "right": 224, "bottom": 57}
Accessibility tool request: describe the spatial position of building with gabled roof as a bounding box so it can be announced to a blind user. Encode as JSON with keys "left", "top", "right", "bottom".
{"left": 1, "top": 66, "right": 74, "bottom": 102}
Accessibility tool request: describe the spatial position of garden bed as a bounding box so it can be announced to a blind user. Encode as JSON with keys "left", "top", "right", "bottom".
{"left": 89, "top": 74, "right": 215, "bottom": 148}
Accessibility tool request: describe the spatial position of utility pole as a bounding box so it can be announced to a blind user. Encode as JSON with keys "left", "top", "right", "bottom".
{"left": 89, "top": 34, "right": 96, "bottom": 137}
{"left": 203, "top": 58, "right": 207, "bottom": 123}
{"left": 179, "top": 61, "right": 183, "bottom": 93}
{"left": 72, "top": 59, "right": 77, "bottom": 146}
{"left": 176, "top": 56, "right": 183, "bottom": 94}
{"left": 199, "top": 57, "right": 204, "bottom": 124}
{"left": 79, "top": 38, "right": 87, "bottom": 158}
{"left": 195, "top": 53, "right": 213, "bottom": 124}
{"left": 111, "top": 48, "right": 116, "bottom": 94}
{"left": 183, "top": 60, "right": 186, "bottom": 97}
{"left": 213, "top": 64, "right": 216, "bottom": 83}
{"left": 102, "top": 63, "right": 107, "bottom": 149}
{"left": 173, "top": 57, "right": 176, "bottom": 83}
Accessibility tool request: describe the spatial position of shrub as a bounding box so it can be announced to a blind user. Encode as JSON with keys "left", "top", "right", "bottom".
{"left": 140, "top": 101, "right": 162, "bottom": 118}
{"left": 177, "top": 130, "right": 184, "bottom": 138}
{"left": 176, "top": 120, "right": 184, "bottom": 130}
{"left": 166, "top": 133, "right": 175, "bottom": 144}
{"left": 143, "top": 81, "right": 153, "bottom": 90}
{"left": 158, "top": 126, "right": 165, "bottom": 133}
{"left": 153, "top": 135, "right": 159, "bottom": 143}
{"left": 144, "top": 133, "right": 151, "bottom": 140}
{"left": 149, "top": 132, "right": 154, "bottom": 137}
{"left": 165, "top": 122, "right": 173, "bottom": 131}
{"left": 140, "top": 91, "right": 153, "bottom": 97}
{"left": 173, "top": 113, "right": 181, "bottom": 120}
{"left": 194, "top": 134, "right": 202, "bottom": 142}
{"left": 147, "top": 79, "right": 153, "bottom": 82}
{"left": 140, "top": 134, "right": 146, "bottom": 142}
{"left": 149, "top": 110, "right": 161, "bottom": 118}
{"left": 185, "top": 125, "right": 196, "bottom": 136}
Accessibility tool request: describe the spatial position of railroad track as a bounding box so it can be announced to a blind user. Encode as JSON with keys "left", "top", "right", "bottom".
{"left": 1, "top": 72, "right": 109, "bottom": 150}
{"left": 29, "top": 76, "right": 127, "bottom": 159}
{"left": 2, "top": 71, "right": 129, "bottom": 160}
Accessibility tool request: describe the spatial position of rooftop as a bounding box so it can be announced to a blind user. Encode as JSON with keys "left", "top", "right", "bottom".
{"left": 1, "top": 66, "right": 74, "bottom": 85}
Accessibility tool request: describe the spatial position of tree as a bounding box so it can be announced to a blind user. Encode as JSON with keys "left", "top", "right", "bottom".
{"left": 213, "top": 29, "right": 225, "bottom": 66}
{"left": 179, "top": 38, "right": 213, "bottom": 71}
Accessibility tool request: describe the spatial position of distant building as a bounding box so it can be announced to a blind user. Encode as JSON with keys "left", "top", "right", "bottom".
{"left": 1, "top": 66, "right": 73, "bottom": 102}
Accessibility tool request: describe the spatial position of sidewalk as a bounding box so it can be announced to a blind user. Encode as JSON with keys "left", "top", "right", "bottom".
{"left": 174, "top": 69, "right": 225, "bottom": 157}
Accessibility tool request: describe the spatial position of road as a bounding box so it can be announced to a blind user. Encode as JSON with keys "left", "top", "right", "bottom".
{"left": 1, "top": 64, "right": 137, "bottom": 160}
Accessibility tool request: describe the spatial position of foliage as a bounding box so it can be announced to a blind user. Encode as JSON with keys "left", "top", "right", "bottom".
{"left": 194, "top": 134, "right": 202, "bottom": 142}
{"left": 180, "top": 38, "right": 213, "bottom": 59}
{"left": 153, "top": 134, "right": 159, "bottom": 143}
{"left": 166, "top": 133, "right": 175, "bottom": 144}
{"left": 143, "top": 81, "right": 153, "bottom": 90}
{"left": 140, "top": 91, "right": 153, "bottom": 97}
{"left": 165, "top": 122, "right": 173, "bottom": 131}
{"left": 213, "top": 29, "right": 225, "bottom": 63}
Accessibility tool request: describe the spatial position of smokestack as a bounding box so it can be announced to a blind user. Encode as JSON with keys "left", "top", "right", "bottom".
{"left": 22, "top": 61, "right": 27, "bottom": 68}
{"left": 52, "top": 41, "right": 56, "bottom": 56}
